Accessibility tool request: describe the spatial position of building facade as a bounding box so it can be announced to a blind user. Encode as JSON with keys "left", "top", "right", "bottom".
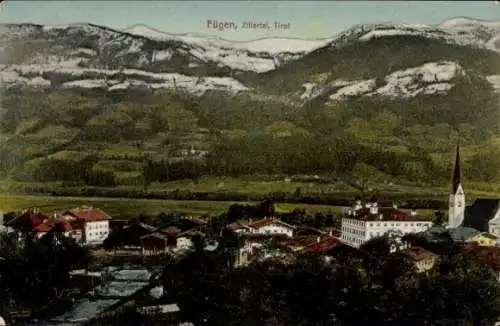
{"left": 341, "top": 201, "right": 432, "bottom": 248}
{"left": 60, "top": 207, "right": 112, "bottom": 245}
{"left": 247, "top": 218, "right": 295, "bottom": 237}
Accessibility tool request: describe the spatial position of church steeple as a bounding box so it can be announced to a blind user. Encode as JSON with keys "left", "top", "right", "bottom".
{"left": 452, "top": 142, "right": 461, "bottom": 194}
{"left": 448, "top": 141, "right": 465, "bottom": 228}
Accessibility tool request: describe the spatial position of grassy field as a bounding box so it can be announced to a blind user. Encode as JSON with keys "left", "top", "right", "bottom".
{"left": 0, "top": 195, "right": 436, "bottom": 218}
{"left": 128, "top": 177, "right": 500, "bottom": 198}
{"left": 0, "top": 195, "right": 347, "bottom": 217}
{"left": 3, "top": 176, "right": 499, "bottom": 199}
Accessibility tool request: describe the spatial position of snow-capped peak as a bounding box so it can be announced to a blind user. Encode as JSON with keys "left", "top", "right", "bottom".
{"left": 438, "top": 17, "right": 500, "bottom": 29}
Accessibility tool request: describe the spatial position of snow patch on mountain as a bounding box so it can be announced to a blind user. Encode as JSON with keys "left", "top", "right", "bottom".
{"left": 301, "top": 62, "right": 466, "bottom": 102}
{"left": 370, "top": 61, "right": 462, "bottom": 97}
{"left": 329, "top": 79, "right": 377, "bottom": 100}
{"left": 0, "top": 63, "right": 249, "bottom": 95}
{"left": 486, "top": 75, "right": 500, "bottom": 93}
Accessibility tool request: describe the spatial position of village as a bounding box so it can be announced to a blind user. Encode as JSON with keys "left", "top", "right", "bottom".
{"left": 1, "top": 144, "right": 500, "bottom": 325}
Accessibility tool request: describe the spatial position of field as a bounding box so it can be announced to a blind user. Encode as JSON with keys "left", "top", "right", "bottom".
{"left": 0, "top": 195, "right": 348, "bottom": 217}
{"left": 5, "top": 175, "right": 500, "bottom": 199}
{"left": 0, "top": 195, "right": 437, "bottom": 218}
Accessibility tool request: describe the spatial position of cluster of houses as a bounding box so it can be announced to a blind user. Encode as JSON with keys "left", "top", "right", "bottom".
{"left": 2, "top": 206, "right": 111, "bottom": 246}
{"left": 2, "top": 144, "right": 500, "bottom": 277}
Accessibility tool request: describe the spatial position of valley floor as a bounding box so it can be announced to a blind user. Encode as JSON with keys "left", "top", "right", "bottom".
{"left": 0, "top": 194, "right": 435, "bottom": 218}
{"left": 0, "top": 177, "right": 496, "bottom": 217}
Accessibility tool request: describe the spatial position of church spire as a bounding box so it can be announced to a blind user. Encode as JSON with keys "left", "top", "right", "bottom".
{"left": 452, "top": 142, "right": 461, "bottom": 194}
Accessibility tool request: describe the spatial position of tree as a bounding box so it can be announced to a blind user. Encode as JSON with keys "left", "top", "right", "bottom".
{"left": 433, "top": 210, "right": 445, "bottom": 226}
{"left": 142, "top": 158, "right": 154, "bottom": 191}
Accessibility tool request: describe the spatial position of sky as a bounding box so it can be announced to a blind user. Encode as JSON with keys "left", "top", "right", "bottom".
{"left": 0, "top": 1, "right": 499, "bottom": 41}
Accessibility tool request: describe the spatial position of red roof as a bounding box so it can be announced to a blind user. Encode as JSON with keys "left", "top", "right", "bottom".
{"left": 178, "top": 228, "right": 205, "bottom": 238}
{"left": 33, "top": 218, "right": 84, "bottom": 233}
{"left": 7, "top": 210, "right": 49, "bottom": 229}
{"left": 282, "top": 235, "right": 324, "bottom": 248}
{"left": 302, "top": 237, "right": 342, "bottom": 254}
{"left": 68, "top": 208, "right": 111, "bottom": 222}
{"left": 228, "top": 223, "right": 249, "bottom": 231}
{"left": 348, "top": 207, "right": 429, "bottom": 222}
{"left": 34, "top": 222, "right": 53, "bottom": 233}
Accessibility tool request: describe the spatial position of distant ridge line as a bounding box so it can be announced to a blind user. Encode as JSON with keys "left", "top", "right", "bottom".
{"left": 124, "top": 23, "right": 335, "bottom": 43}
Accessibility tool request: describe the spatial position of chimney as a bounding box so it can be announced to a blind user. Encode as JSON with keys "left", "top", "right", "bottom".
{"left": 249, "top": 218, "right": 253, "bottom": 224}
{"left": 392, "top": 203, "right": 398, "bottom": 209}
{"left": 369, "top": 205, "right": 378, "bottom": 215}
{"left": 329, "top": 228, "right": 333, "bottom": 237}
{"left": 410, "top": 210, "right": 417, "bottom": 216}
{"left": 379, "top": 214, "right": 383, "bottom": 220}
{"left": 317, "top": 236, "right": 321, "bottom": 243}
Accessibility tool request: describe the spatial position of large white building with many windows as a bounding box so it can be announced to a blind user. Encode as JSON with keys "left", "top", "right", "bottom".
{"left": 341, "top": 198, "right": 433, "bottom": 248}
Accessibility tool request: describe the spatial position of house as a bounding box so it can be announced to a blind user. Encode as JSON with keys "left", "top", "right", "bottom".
{"left": 140, "top": 233, "right": 169, "bottom": 255}
{"left": 341, "top": 199, "right": 432, "bottom": 248}
{"left": 6, "top": 208, "right": 49, "bottom": 232}
{"left": 301, "top": 237, "right": 342, "bottom": 255}
{"left": 281, "top": 235, "right": 326, "bottom": 252}
{"left": 228, "top": 222, "right": 252, "bottom": 234}
{"left": 176, "top": 229, "right": 205, "bottom": 250}
{"left": 104, "top": 222, "right": 158, "bottom": 249}
{"left": 34, "top": 218, "right": 85, "bottom": 241}
{"left": 61, "top": 207, "right": 112, "bottom": 245}
{"left": 467, "top": 232, "right": 499, "bottom": 246}
{"left": 247, "top": 218, "right": 295, "bottom": 237}
{"left": 5, "top": 208, "right": 84, "bottom": 240}
{"left": 157, "top": 226, "right": 205, "bottom": 250}
{"left": 399, "top": 247, "right": 438, "bottom": 273}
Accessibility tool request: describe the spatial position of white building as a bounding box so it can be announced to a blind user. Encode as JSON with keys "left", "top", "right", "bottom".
{"left": 341, "top": 199, "right": 432, "bottom": 248}
{"left": 60, "top": 207, "right": 111, "bottom": 245}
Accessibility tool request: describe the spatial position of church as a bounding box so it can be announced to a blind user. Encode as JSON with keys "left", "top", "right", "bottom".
{"left": 448, "top": 143, "right": 500, "bottom": 236}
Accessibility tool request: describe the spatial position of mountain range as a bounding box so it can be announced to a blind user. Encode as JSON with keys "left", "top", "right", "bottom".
{"left": 0, "top": 18, "right": 500, "bottom": 94}
{"left": 0, "top": 17, "right": 500, "bottom": 189}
